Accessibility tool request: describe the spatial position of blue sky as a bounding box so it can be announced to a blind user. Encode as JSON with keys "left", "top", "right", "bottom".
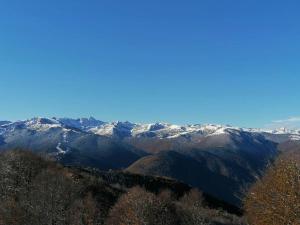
{"left": 0, "top": 0, "right": 300, "bottom": 128}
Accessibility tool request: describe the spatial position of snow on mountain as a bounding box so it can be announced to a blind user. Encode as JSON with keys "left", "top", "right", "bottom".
{"left": 25, "top": 117, "right": 61, "bottom": 131}
{"left": 90, "top": 121, "right": 135, "bottom": 138}
{"left": 89, "top": 122, "right": 259, "bottom": 140}
{"left": 248, "top": 127, "right": 299, "bottom": 134}
{"left": 0, "top": 117, "right": 299, "bottom": 142}
{"left": 58, "top": 117, "right": 105, "bottom": 131}
{"left": 90, "top": 122, "right": 300, "bottom": 142}
{"left": 247, "top": 127, "right": 300, "bottom": 142}
{"left": 0, "top": 118, "right": 61, "bottom": 135}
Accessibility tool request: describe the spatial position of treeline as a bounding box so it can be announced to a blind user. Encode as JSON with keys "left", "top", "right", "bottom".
{"left": 0, "top": 150, "right": 245, "bottom": 225}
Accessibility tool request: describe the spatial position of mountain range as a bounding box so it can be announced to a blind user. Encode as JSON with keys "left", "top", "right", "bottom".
{"left": 1, "top": 117, "right": 299, "bottom": 206}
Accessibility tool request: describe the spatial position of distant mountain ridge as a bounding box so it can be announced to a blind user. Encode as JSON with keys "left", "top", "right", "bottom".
{"left": 1, "top": 117, "right": 299, "bottom": 142}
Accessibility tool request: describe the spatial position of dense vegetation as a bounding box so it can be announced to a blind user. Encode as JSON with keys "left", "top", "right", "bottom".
{"left": 0, "top": 150, "right": 245, "bottom": 225}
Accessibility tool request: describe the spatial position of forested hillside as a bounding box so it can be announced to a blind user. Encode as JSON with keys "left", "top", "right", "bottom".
{"left": 0, "top": 150, "right": 245, "bottom": 225}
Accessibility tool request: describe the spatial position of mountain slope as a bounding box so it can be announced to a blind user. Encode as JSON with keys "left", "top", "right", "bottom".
{"left": 127, "top": 151, "right": 243, "bottom": 205}
{"left": 127, "top": 130, "right": 277, "bottom": 206}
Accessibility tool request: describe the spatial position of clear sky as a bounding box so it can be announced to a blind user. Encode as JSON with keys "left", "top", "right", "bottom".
{"left": 1, "top": 0, "right": 300, "bottom": 128}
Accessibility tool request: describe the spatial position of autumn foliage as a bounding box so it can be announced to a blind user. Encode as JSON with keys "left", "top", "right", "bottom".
{"left": 245, "top": 158, "right": 300, "bottom": 225}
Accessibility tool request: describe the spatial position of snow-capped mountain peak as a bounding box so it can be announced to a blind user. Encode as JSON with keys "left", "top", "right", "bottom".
{"left": 1, "top": 117, "right": 300, "bottom": 142}
{"left": 58, "top": 117, "right": 105, "bottom": 131}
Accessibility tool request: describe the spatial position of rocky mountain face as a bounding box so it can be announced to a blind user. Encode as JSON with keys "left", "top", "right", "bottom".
{"left": 0, "top": 117, "right": 298, "bottom": 206}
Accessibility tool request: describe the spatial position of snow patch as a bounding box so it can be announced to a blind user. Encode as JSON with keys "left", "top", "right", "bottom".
{"left": 56, "top": 142, "right": 66, "bottom": 154}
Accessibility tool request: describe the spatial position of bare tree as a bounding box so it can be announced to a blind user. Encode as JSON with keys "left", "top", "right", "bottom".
{"left": 106, "top": 186, "right": 179, "bottom": 225}
{"left": 0, "top": 150, "right": 46, "bottom": 225}
{"left": 68, "top": 192, "right": 102, "bottom": 225}
{"left": 176, "top": 189, "right": 209, "bottom": 225}
{"left": 21, "top": 168, "right": 76, "bottom": 225}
